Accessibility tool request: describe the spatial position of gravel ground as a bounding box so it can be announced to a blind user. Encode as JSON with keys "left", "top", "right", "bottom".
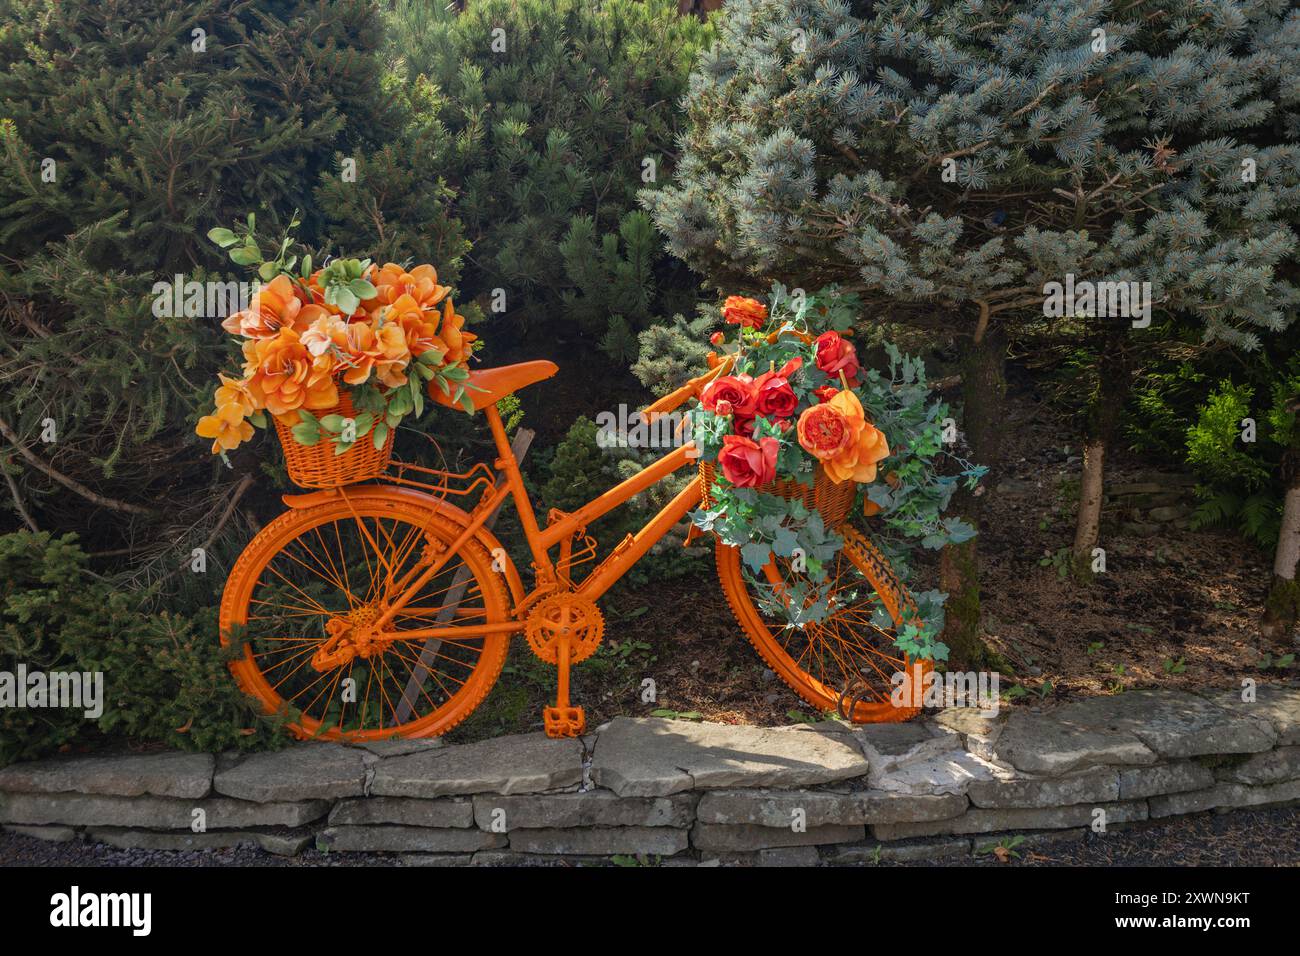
{"left": 2, "top": 805, "right": 1298, "bottom": 867}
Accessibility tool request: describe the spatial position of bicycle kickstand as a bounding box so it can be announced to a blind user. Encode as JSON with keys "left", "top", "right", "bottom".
{"left": 543, "top": 631, "right": 586, "bottom": 738}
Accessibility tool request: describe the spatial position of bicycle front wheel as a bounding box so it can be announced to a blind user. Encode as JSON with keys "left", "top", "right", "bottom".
{"left": 220, "top": 491, "right": 511, "bottom": 740}
{"left": 716, "top": 525, "right": 926, "bottom": 723}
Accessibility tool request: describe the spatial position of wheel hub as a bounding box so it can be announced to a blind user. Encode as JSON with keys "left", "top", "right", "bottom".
{"left": 313, "top": 606, "right": 383, "bottom": 670}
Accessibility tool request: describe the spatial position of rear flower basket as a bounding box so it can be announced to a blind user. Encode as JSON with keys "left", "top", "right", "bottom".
{"left": 274, "top": 394, "right": 395, "bottom": 489}
{"left": 698, "top": 460, "right": 857, "bottom": 528}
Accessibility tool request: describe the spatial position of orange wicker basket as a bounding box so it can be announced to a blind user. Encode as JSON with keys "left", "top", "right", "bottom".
{"left": 699, "top": 460, "right": 857, "bottom": 527}
{"left": 274, "top": 393, "right": 395, "bottom": 489}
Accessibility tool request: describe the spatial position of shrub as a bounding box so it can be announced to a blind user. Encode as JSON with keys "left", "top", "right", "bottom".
{"left": 0, "top": 0, "right": 388, "bottom": 551}
{"left": 0, "top": 531, "right": 288, "bottom": 766}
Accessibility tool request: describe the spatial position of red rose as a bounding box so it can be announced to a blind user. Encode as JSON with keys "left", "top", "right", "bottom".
{"left": 751, "top": 357, "right": 802, "bottom": 420}
{"left": 722, "top": 296, "right": 768, "bottom": 328}
{"left": 815, "top": 331, "right": 860, "bottom": 385}
{"left": 709, "top": 331, "right": 725, "bottom": 346}
{"left": 813, "top": 385, "right": 839, "bottom": 404}
{"left": 733, "top": 414, "right": 756, "bottom": 438}
{"left": 701, "top": 374, "right": 756, "bottom": 416}
{"left": 717, "top": 434, "right": 778, "bottom": 488}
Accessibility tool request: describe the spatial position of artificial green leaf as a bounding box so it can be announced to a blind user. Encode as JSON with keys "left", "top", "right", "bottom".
{"left": 207, "top": 227, "right": 238, "bottom": 248}
{"left": 372, "top": 422, "right": 389, "bottom": 450}
{"left": 348, "top": 278, "right": 377, "bottom": 300}
{"left": 290, "top": 423, "right": 319, "bottom": 446}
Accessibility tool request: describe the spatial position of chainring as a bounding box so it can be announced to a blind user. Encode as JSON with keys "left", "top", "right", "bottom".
{"left": 524, "top": 594, "right": 605, "bottom": 664}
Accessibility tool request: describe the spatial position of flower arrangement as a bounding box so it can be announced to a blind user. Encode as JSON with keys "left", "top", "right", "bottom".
{"left": 196, "top": 214, "right": 478, "bottom": 462}
{"left": 690, "top": 285, "right": 985, "bottom": 661}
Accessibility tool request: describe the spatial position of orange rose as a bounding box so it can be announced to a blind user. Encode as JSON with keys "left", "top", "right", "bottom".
{"left": 300, "top": 311, "right": 351, "bottom": 359}
{"left": 367, "top": 263, "right": 450, "bottom": 313}
{"left": 796, "top": 389, "right": 890, "bottom": 484}
{"left": 722, "top": 295, "right": 767, "bottom": 328}
{"left": 830, "top": 417, "right": 889, "bottom": 484}
{"left": 221, "top": 275, "right": 308, "bottom": 339}
{"left": 717, "top": 434, "right": 778, "bottom": 488}
{"left": 243, "top": 328, "right": 338, "bottom": 416}
{"left": 196, "top": 401, "right": 254, "bottom": 454}
{"left": 797, "top": 398, "right": 855, "bottom": 461}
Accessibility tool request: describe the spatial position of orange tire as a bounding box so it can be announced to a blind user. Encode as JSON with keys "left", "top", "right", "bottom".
{"left": 220, "top": 490, "right": 510, "bottom": 740}
{"left": 716, "top": 525, "right": 927, "bottom": 722}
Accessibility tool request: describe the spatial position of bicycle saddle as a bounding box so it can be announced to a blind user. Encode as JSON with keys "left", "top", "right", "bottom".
{"left": 429, "top": 359, "right": 558, "bottom": 410}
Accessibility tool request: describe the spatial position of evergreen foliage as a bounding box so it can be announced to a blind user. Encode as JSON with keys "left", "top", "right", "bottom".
{"left": 0, "top": 0, "right": 387, "bottom": 543}
{"left": 0, "top": 532, "right": 287, "bottom": 766}
{"left": 382, "top": 0, "right": 712, "bottom": 345}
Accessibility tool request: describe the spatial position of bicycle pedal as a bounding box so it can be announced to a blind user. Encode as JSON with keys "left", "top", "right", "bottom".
{"left": 543, "top": 705, "right": 585, "bottom": 738}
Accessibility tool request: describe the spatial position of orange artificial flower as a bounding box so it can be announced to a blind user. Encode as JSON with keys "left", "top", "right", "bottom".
{"left": 722, "top": 295, "right": 767, "bottom": 328}
{"left": 434, "top": 298, "right": 475, "bottom": 364}
{"left": 196, "top": 401, "right": 254, "bottom": 454}
{"left": 213, "top": 372, "right": 257, "bottom": 417}
{"left": 299, "top": 311, "right": 351, "bottom": 359}
{"left": 796, "top": 389, "right": 890, "bottom": 483}
{"left": 242, "top": 328, "right": 339, "bottom": 416}
{"left": 367, "top": 263, "right": 450, "bottom": 313}
{"left": 384, "top": 293, "right": 446, "bottom": 358}
{"left": 221, "top": 275, "right": 309, "bottom": 339}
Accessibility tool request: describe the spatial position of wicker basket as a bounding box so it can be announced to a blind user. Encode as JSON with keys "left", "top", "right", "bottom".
{"left": 274, "top": 393, "right": 394, "bottom": 489}
{"left": 699, "top": 460, "right": 857, "bottom": 527}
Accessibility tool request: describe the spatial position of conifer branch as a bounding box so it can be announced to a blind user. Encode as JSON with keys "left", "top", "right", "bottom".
{"left": 0, "top": 414, "right": 156, "bottom": 516}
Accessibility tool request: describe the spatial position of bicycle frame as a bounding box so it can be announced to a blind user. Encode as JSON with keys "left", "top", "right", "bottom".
{"left": 370, "top": 403, "right": 702, "bottom": 639}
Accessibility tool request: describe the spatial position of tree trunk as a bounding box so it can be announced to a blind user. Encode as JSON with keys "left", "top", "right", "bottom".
{"left": 1072, "top": 438, "right": 1106, "bottom": 567}
{"left": 939, "top": 325, "right": 1006, "bottom": 669}
{"left": 1071, "top": 342, "right": 1128, "bottom": 578}
{"left": 1261, "top": 448, "right": 1300, "bottom": 643}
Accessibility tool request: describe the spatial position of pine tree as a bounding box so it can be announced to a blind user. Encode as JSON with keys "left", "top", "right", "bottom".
{"left": 382, "top": 0, "right": 712, "bottom": 345}
{"left": 645, "top": 0, "right": 1300, "bottom": 662}
{"left": 0, "top": 0, "right": 385, "bottom": 553}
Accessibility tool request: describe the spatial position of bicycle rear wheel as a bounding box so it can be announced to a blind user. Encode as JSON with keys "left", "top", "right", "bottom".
{"left": 220, "top": 491, "right": 510, "bottom": 740}
{"left": 716, "top": 525, "right": 926, "bottom": 722}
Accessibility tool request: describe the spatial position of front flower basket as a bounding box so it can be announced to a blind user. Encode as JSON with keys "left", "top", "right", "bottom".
{"left": 274, "top": 394, "right": 394, "bottom": 489}
{"left": 699, "top": 461, "right": 857, "bottom": 528}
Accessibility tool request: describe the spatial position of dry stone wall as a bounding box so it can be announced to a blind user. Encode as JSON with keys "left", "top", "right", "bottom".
{"left": 2, "top": 684, "right": 1298, "bottom": 866}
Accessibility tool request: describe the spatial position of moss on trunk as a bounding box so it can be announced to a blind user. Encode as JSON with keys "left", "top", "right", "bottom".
{"left": 939, "top": 325, "right": 1005, "bottom": 669}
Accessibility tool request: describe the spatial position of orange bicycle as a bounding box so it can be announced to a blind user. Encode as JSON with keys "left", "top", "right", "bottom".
{"left": 219, "top": 358, "right": 926, "bottom": 740}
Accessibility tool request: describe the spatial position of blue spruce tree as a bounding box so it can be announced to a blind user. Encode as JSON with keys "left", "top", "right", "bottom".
{"left": 645, "top": 0, "right": 1300, "bottom": 659}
